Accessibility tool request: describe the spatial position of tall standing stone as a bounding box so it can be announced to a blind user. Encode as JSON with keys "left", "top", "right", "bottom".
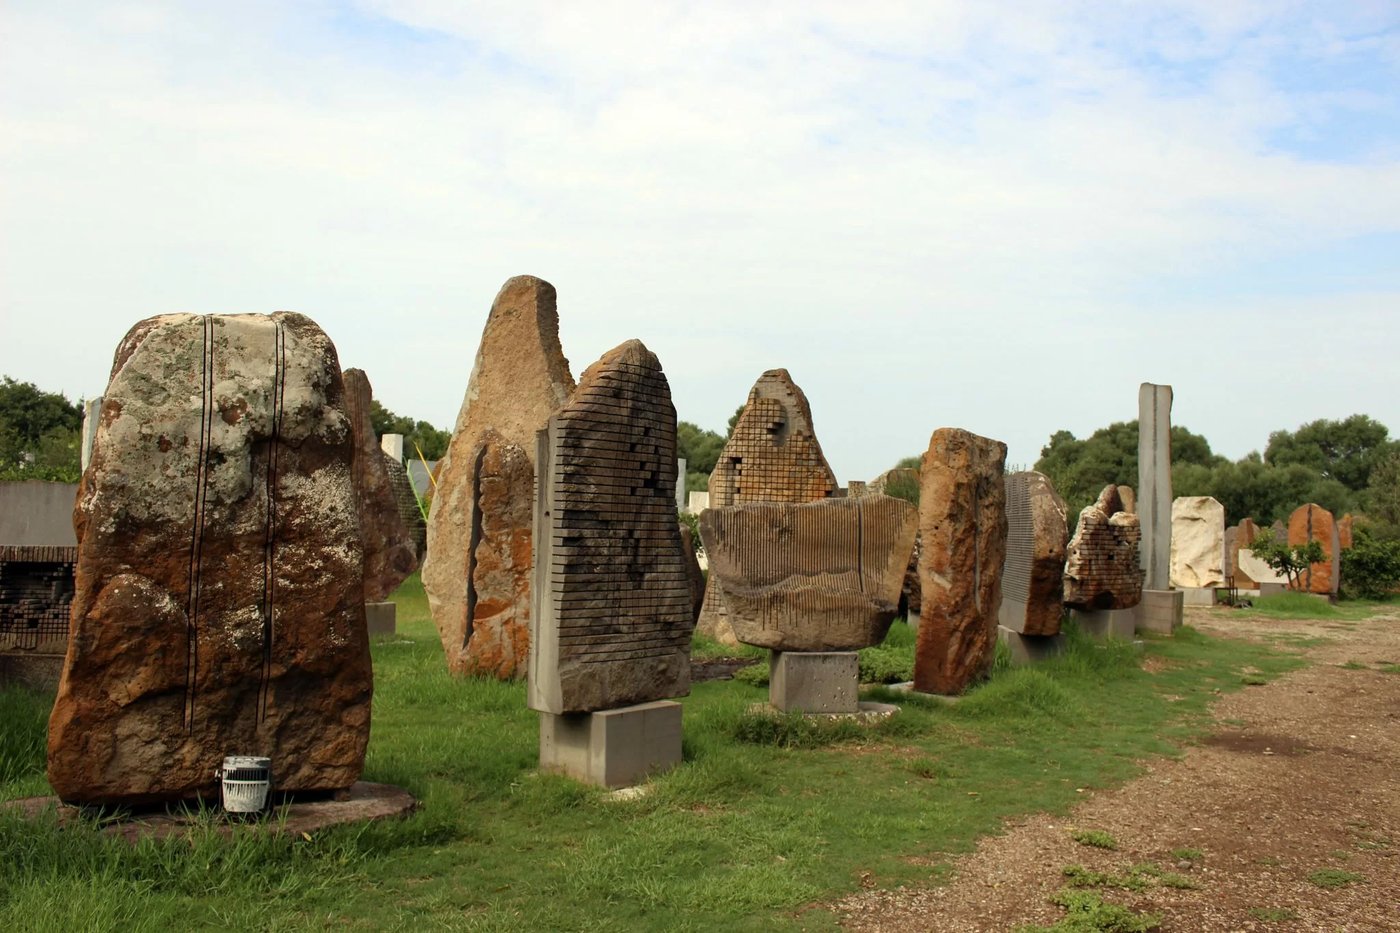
{"left": 1288, "top": 503, "right": 1340, "bottom": 596}
{"left": 529, "top": 341, "right": 693, "bottom": 786}
{"left": 998, "top": 471, "right": 1068, "bottom": 637}
{"left": 914, "top": 428, "right": 1007, "bottom": 695}
{"left": 343, "top": 369, "right": 418, "bottom": 602}
{"left": 1138, "top": 384, "right": 1173, "bottom": 590}
{"left": 695, "top": 370, "right": 836, "bottom": 646}
{"left": 1338, "top": 514, "right": 1355, "bottom": 550}
{"left": 47, "top": 313, "right": 371, "bottom": 805}
{"left": 1169, "top": 496, "right": 1226, "bottom": 589}
{"left": 423, "top": 276, "right": 575, "bottom": 679}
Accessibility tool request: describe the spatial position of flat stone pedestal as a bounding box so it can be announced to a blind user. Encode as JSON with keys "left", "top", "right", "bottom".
{"left": 1136, "top": 589, "right": 1184, "bottom": 634}
{"left": 539, "top": 700, "right": 682, "bottom": 789}
{"left": 1180, "top": 587, "right": 1219, "bottom": 607}
{"left": 1258, "top": 582, "right": 1285, "bottom": 597}
{"left": 1072, "top": 607, "right": 1138, "bottom": 640}
{"left": 0, "top": 653, "right": 63, "bottom": 689}
{"left": 365, "top": 601, "right": 396, "bottom": 638}
{"left": 770, "top": 651, "right": 858, "bottom": 713}
{"left": 997, "top": 626, "right": 1064, "bottom": 664}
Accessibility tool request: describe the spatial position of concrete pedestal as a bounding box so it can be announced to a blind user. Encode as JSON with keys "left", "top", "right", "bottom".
{"left": 365, "top": 602, "right": 396, "bottom": 639}
{"left": 1180, "top": 587, "right": 1219, "bottom": 607}
{"left": 1071, "top": 607, "right": 1137, "bottom": 640}
{"left": 997, "top": 626, "right": 1064, "bottom": 664}
{"left": 770, "top": 651, "right": 859, "bottom": 714}
{"left": 1136, "top": 589, "right": 1184, "bottom": 634}
{"left": 0, "top": 653, "right": 63, "bottom": 689}
{"left": 1258, "top": 582, "right": 1285, "bottom": 597}
{"left": 539, "top": 700, "right": 682, "bottom": 789}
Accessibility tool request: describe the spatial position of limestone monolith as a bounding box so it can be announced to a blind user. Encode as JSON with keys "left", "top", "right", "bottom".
{"left": 1170, "top": 496, "right": 1225, "bottom": 589}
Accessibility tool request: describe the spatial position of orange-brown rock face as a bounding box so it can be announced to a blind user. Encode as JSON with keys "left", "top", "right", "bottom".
{"left": 344, "top": 369, "right": 418, "bottom": 602}
{"left": 914, "top": 428, "right": 1008, "bottom": 695}
{"left": 47, "top": 313, "right": 371, "bottom": 806}
{"left": 1338, "top": 514, "right": 1354, "bottom": 550}
{"left": 1062, "top": 485, "right": 1143, "bottom": 611}
{"left": 1227, "top": 518, "right": 1262, "bottom": 587}
{"left": 696, "top": 369, "right": 837, "bottom": 646}
{"left": 1288, "top": 503, "right": 1339, "bottom": 595}
{"left": 998, "top": 471, "right": 1068, "bottom": 637}
{"left": 423, "top": 276, "right": 575, "bottom": 678}
{"left": 528, "top": 340, "right": 694, "bottom": 714}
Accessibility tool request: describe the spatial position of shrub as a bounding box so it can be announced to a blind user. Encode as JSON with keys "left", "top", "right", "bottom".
{"left": 1339, "top": 531, "right": 1400, "bottom": 600}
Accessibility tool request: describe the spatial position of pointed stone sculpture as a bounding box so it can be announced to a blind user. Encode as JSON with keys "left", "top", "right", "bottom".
{"left": 696, "top": 369, "right": 837, "bottom": 646}
{"left": 1169, "top": 496, "right": 1226, "bottom": 589}
{"left": 529, "top": 340, "right": 694, "bottom": 787}
{"left": 343, "top": 369, "right": 419, "bottom": 602}
{"left": 1063, "top": 485, "right": 1143, "bottom": 611}
{"left": 423, "top": 276, "right": 575, "bottom": 679}
{"left": 914, "top": 428, "right": 1008, "bottom": 695}
{"left": 47, "top": 313, "right": 372, "bottom": 805}
{"left": 998, "top": 471, "right": 1068, "bottom": 637}
{"left": 1288, "top": 503, "right": 1339, "bottom": 596}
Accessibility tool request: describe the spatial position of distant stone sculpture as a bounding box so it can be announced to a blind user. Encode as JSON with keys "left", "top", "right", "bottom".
{"left": 700, "top": 497, "right": 917, "bottom": 651}
{"left": 1170, "top": 496, "right": 1226, "bottom": 589}
{"left": 424, "top": 276, "right": 575, "bottom": 679}
{"left": 1338, "top": 514, "right": 1355, "bottom": 550}
{"left": 914, "top": 429, "right": 1008, "bottom": 695}
{"left": 1227, "top": 518, "right": 1262, "bottom": 587}
{"left": 696, "top": 369, "right": 837, "bottom": 646}
{"left": 678, "top": 525, "right": 705, "bottom": 623}
{"left": 1288, "top": 503, "right": 1340, "bottom": 596}
{"left": 383, "top": 454, "right": 426, "bottom": 558}
{"left": 343, "top": 369, "right": 418, "bottom": 602}
{"left": 1063, "top": 485, "right": 1143, "bottom": 611}
{"left": 998, "top": 472, "right": 1068, "bottom": 637}
{"left": 47, "top": 313, "right": 372, "bottom": 805}
{"left": 528, "top": 340, "right": 694, "bottom": 786}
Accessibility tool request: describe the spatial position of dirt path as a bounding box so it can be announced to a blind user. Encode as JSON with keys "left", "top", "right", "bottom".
{"left": 834, "top": 606, "right": 1400, "bottom": 932}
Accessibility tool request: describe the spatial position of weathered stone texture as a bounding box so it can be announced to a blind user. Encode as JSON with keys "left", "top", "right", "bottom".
{"left": 696, "top": 369, "right": 837, "bottom": 646}
{"left": 1169, "top": 496, "right": 1225, "bottom": 589}
{"left": 998, "top": 472, "right": 1068, "bottom": 637}
{"left": 1063, "top": 485, "right": 1143, "bottom": 611}
{"left": 699, "top": 496, "right": 917, "bottom": 652}
{"left": 423, "top": 276, "right": 575, "bottom": 678}
{"left": 678, "top": 525, "right": 705, "bottom": 623}
{"left": 914, "top": 429, "right": 1008, "bottom": 695}
{"left": 383, "top": 454, "right": 426, "bottom": 558}
{"left": 1138, "top": 384, "right": 1173, "bottom": 590}
{"left": 1227, "top": 518, "right": 1262, "bottom": 587}
{"left": 343, "top": 369, "right": 418, "bottom": 602}
{"left": 528, "top": 340, "right": 694, "bottom": 715}
{"left": 1288, "top": 503, "right": 1339, "bottom": 595}
{"left": 47, "top": 313, "right": 371, "bottom": 806}
{"left": 1338, "top": 514, "right": 1354, "bottom": 550}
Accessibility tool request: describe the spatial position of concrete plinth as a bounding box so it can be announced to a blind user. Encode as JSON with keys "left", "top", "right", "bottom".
{"left": 997, "top": 626, "right": 1063, "bottom": 664}
{"left": 770, "top": 651, "right": 859, "bottom": 714}
{"left": 1180, "top": 587, "right": 1219, "bottom": 607}
{"left": 1136, "top": 589, "right": 1184, "bottom": 634}
{"left": 1258, "top": 582, "right": 1285, "bottom": 597}
{"left": 539, "top": 700, "right": 682, "bottom": 789}
{"left": 365, "top": 601, "right": 396, "bottom": 638}
{"left": 0, "top": 653, "right": 63, "bottom": 689}
{"left": 1071, "top": 607, "right": 1137, "bottom": 640}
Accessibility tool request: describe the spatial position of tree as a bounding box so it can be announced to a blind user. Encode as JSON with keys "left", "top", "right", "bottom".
{"left": 1264, "top": 415, "right": 1396, "bottom": 493}
{"left": 369, "top": 400, "right": 451, "bottom": 461}
{"left": 1247, "top": 530, "right": 1325, "bottom": 592}
{"left": 1364, "top": 451, "right": 1400, "bottom": 540}
{"left": 0, "top": 376, "right": 83, "bottom": 481}
{"left": 677, "top": 421, "right": 726, "bottom": 493}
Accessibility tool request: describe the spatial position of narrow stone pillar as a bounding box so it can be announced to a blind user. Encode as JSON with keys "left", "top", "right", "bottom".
{"left": 80, "top": 397, "right": 102, "bottom": 471}
{"left": 380, "top": 433, "right": 405, "bottom": 463}
{"left": 1138, "top": 383, "right": 1173, "bottom": 590}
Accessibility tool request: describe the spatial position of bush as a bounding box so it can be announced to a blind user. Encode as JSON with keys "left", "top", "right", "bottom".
{"left": 1340, "top": 532, "right": 1400, "bottom": 600}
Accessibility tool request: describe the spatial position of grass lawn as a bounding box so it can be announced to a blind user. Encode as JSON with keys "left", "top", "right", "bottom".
{"left": 0, "top": 577, "right": 1320, "bottom": 931}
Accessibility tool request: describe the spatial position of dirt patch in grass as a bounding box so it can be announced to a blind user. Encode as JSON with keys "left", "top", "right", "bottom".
{"left": 832, "top": 605, "right": 1400, "bottom": 931}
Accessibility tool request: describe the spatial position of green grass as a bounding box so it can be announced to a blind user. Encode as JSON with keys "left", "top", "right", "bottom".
{"left": 1307, "top": 868, "right": 1364, "bottom": 888}
{"left": 0, "top": 578, "right": 1318, "bottom": 931}
{"left": 1338, "top": 660, "right": 1367, "bottom": 670}
{"left": 1070, "top": 829, "right": 1119, "bottom": 850}
{"left": 1247, "top": 592, "right": 1379, "bottom": 621}
{"left": 1378, "top": 663, "right": 1400, "bottom": 675}
{"left": 1170, "top": 847, "right": 1202, "bottom": 861}
{"left": 1019, "top": 889, "right": 1162, "bottom": 932}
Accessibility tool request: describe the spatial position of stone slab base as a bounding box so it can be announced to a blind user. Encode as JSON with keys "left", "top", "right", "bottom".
{"left": 365, "top": 601, "right": 396, "bottom": 639}
{"left": 1137, "top": 588, "right": 1184, "bottom": 634}
{"left": 997, "top": 626, "right": 1064, "bottom": 664}
{"left": 539, "top": 700, "right": 682, "bottom": 789}
{"left": 1, "top": 782, "right": 416, "bottom": 843}
{"left": 749, "top": 700, "right": 898, "bottom": 722}
{"left": 1071, "top": 607, "right": 1138, "bottom": 641}
{"left": 0, "top": 653, "right": 63, "bottom": 690}
{"left": 770, "top": 651, "right": 858, "bottom": 714}
{"left": 886, "top": 683, "right": 962, "bottom": 704}
{"left": 1180, "top": 587, "right": 1220, "bottom": 607}
{"left": 1258, "top": 582, "right": 1286, "bottom": 597}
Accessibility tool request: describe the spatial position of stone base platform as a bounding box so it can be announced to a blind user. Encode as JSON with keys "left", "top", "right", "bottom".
{"left": 539, "top": 700, "right": 682, "bottom": 789}
{"left": 770, "top": 651, "right": 858, "bottom": 713}
{"left": 0, "top": 653, "right": 64, "bottom": 689}
{"left": 997, "top": 626, "right": 1064, "bottom": 664}
{"left": 1179, "top": 587, "right": 1220, "bottom": 607}
{"left": 1137, "top": 588, "right": 1184, "bottom": 634}
{"left": 1, "top": 781, "right": 417, "bottom": 843}
{"left": 1071, "top": 607, "right": 1138, "bottom": 640}
{"left": 365, "top": 601, "right": 397, "bottom": 638}
{"left": 748, "top": 700, "right": 899, "bottom": 723}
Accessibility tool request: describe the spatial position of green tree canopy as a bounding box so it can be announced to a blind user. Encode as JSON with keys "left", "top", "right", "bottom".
{"left": 0, "top": 376, "right": 83, "bottom": 481}
{"left": 369, "top": 400, "right": 451, "bottom": 461}
{"left": 1264, "top": 415, "right": 1396, "bottom": 492}
{"left": 677, "top": 421, "right": 726, "bottom": 493}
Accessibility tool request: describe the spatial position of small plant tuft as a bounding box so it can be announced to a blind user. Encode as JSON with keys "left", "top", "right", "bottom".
{"left": 1071, "top": 829, "right": 1119, "bottom": 850}
{"left": 1307, "top": 868, "right": 1363, "bottom": 888}
{"left": 1169, "top": 847, "right": 1203, "bottom": 861}
{"left": 1018, "top": 889, "right": 1162, "bottom": 932}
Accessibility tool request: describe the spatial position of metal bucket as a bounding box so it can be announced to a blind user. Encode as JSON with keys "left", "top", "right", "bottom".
{"left": 218, "top": 755, "right": 272, "bottom": 813}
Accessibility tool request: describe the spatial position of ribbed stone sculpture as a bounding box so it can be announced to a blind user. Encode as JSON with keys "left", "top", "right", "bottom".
{"left": 998, "top": 471, "right": 1068, "bottom": 637}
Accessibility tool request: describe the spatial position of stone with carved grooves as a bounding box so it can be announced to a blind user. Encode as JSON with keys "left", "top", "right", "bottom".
{"left": 1288, "top": 503, "right": 1339, "bottom": 595}
{"left": 998, "top": 471, "right": 1068, "bottom": 637}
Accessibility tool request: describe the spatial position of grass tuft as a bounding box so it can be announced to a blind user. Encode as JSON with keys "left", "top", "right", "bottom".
{"left": 1070, "top": 829, "right": 1119, "bottom": 850}
{"left": 1018, "top": 888, "right": 1162, "bottom": 932}
{"left": 1307, "top": 868, "right": 1363, "bottom": 888}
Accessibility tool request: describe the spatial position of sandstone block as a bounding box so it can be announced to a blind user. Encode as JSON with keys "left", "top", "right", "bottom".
{"left": 914, "top": 428, "right": 1008, "bottom": 695}
{"left": 1288, "top": 503, "right": 1339, "bottom": 595}
{"left": 1170, "top": 496, "right": 1225, "bottom": 589}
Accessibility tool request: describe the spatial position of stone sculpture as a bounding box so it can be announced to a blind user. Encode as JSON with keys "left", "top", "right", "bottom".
{"left": 1338, "top": 514, "right": 1354, "bottom": 550}
{"left": 383, "top": 453, "right": 426, "bottom": 558}
{"left": 998, "top": 471, "right": 1068, "bottom": 637}
{"left": 423, "top": 275, "right": 575, "bottom": 679}
{"left": 1227, "top": 518, "right": 1262, "bottom": 587}
{"left": 343, "top": 368, "right": 418, "bottom": 602}
{"left": 695, "top": 369, "right": 837, "bottom": 646}
{"left": 1288, "top": 503, "right": 1340, "bottom": 596}
{"left": 47, "top": 313, "right": 371, "bottom": 805}
{"left": 914, "top": 428, "right": 1008, "bottom": 695}
{"left": 678, "top": 525, "right": 705, "bottom": 623}
{"left": 1063, "top": 485, "right": 1143, "bottom": 611}
{"left": 1169, "top": 496, "right": 1226, "bottom": 589}
{"left": 528, "top": 340, "right": 694, "bottom": 786}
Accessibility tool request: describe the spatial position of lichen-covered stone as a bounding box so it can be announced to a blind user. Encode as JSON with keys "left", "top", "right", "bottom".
{"left": 343, "top": 368, "right": 418, "bottom": 602}
{"left": 47, "top": 313, "right": 371, "bottom": 806}
{"left": 1063, "top": 485, "right": 1143, "bottom": 610}
{"left": 914, "top": 428, "right": 1007, "bottom": 695}
{"left": 423, "top": 276, "right": 574, "bottom": 678}
{"left": 528, "top": 340, "right": 694, "bottom": 715}
{"left": 699, "top": 496, "right": 917, "bottom": 651}
{"left": 998, "top": 471, "right": 1068, "bottom": 636}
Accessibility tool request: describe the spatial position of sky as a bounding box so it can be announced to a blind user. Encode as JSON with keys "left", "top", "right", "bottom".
{"left": 2, "top": 1, "right": 1398, "bottom": 482}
